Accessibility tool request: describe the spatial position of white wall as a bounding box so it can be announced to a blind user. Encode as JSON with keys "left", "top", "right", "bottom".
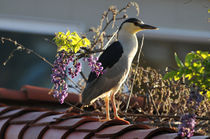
{"left": 0, "top": 0, "right": 209, "bottom": 90}
{"left": 0, "top": 0, "right": 209, "bottom": 43}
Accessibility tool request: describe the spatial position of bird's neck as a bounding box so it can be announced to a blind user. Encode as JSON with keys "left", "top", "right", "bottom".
{"left": 118, "top": 29, "right": 138, "bottom": 59}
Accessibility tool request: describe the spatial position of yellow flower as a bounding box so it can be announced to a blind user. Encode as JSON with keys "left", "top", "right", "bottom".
{"left": 54, "top": 30, "right": 91, "bottom": 53}
{"left": 185, "top": 74, "right": 193, "bottom": 80}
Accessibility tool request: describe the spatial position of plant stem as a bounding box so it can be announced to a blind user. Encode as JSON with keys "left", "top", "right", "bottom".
{"left": 125, "top": 35, "right": 144, "bottom": 112}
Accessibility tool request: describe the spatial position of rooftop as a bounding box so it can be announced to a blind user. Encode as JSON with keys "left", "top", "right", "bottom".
{"left": 0, "top": 85, "right": 208, "bottom": 139}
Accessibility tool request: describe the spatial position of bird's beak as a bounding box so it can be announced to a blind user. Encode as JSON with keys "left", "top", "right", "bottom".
{"left": 139, "top": 24, "right": 159, "bottom": 30}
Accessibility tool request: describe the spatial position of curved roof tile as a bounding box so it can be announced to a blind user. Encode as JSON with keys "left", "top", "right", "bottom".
{"left": 0, "top": 85, "right": 208, "bottom": 139}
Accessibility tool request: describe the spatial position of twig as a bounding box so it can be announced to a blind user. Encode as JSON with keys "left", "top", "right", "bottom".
{"left": 2, "top": 48, "right": 18, "bottom": 66}
{"left": 120, "top": 111, "right": 210, "bottom": 121}
{"left": 44, "top": 38, "right": 57, "bottom": 47}
{"left": 136, "top": 121, "right": 179, "bottom": 127}
{"left": 77, "top": 48, "right": 105, "bottom": 59}
{"left": 1, "top": 37, "right": 53, "bottom": 67}
{"left": 91, "top": 16, "right": 124, "bottom": 49}
{"left": 27, "top": 48, "right": 54, "bottom": 67}
{"left": 67, "top": 76, "right": 82, "bottom": 91}
{"left": 1, "top": 37, "right": 81, "bottom": 92}
{"left": 90, "top": 2, "right": 139, "bottom": 49}
{"left": 64, "top": 100, "right": 84, "bottom": 113}
{"left": 125, "top": 34, "right": 144, "bottom": 112}
{"left": 148, "top": 89, "right": 160, "bottom": 116}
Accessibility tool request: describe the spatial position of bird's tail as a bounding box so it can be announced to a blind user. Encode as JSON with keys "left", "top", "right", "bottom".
{"left": 82, "top": 83, "right": 99, "bottom": 105}
{"left": 82, "top": 77, "right": 110, "bottom": 105}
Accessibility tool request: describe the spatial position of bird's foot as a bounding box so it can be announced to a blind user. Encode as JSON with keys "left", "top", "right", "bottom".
{"left": 99, "top": 117, "right": 111, "bottom": 122}
{"left": 114, "top": 116, "right": 130, "bottom": 124}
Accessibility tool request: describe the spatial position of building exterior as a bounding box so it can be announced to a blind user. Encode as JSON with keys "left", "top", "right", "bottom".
{"left": 0, "top": 0, "right": 209, "bottom": 89}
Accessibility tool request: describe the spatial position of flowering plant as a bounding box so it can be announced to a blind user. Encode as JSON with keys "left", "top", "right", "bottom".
{"left": 1, "top": 2, "right": 208, "bottom": 136}
{"left": 164, "top": 51, "right": 210, "bottom": 137}
{"left": 164, "top": 51, "right": 210, "bottom": 100}
{"left": 51, "top": 30, "right": 103, "bottom": 103}
{"left": 49, "top": 2, "right": 139, "bottom": 104}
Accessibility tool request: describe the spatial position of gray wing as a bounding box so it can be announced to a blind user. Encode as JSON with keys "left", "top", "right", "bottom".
{"left": 87, "top": 41, "right": 123, "bottom": 83}
{"left": 82, "top": 41, "right": 128, "bottom": 104}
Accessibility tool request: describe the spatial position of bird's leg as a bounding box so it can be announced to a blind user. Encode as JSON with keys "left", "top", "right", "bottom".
{"left": 110, "top": 92, "right": 118, "bottom": 118}
{"left": 111, "top": 92, "right": 130, "bottom": 124}
{"left": 100, "top": 95, "right": 111, "bottom": 121}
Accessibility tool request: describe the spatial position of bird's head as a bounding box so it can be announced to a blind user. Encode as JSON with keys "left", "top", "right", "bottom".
{"left": 119, "top": 18, "right": 158, "bottom": 34}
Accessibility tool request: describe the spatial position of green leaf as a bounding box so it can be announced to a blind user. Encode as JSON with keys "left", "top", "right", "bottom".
{"left": 174, "top": 75, "right": 181, "bottom": 81}
{"left": 185, "top": 73, "right": 193, "bottom": 80}
{"left": 54, "top": 30, "right": 91, "bottom": 54}
{"left": 193, "top": 61, "right": 202, "bottom": 68}
{"left": 174, "top": 69, "right": 184, "bottom": 81}
{"left": 200, "top": 51, "right": 208, "bottom": 59}
{"left": 207, "top": 90, "right": 210, "bottom": 101}
{"left": 185, "top": 53, "right": 194, "bottom": 67}
{"left": 163, "top": 71, "right": 177, "bottom": 80}
{"left": 175, "top": 52, "right": 184, "bottom": 68}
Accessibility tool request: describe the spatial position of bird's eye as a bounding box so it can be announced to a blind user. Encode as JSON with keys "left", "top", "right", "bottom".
{"left": 134, "top": 22, "right": 139, "bottom": 26}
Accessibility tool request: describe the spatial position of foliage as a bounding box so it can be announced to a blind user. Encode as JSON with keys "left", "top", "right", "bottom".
{"left": 88, "top": 66, "right": 209, "bottom": 135}
{"left": 164, "top": 51, "right": 210, "bottom": 100}
{"left": 178, "top": 113, "right": 196, "bottom": 138}
{"left": 130, "top": 67, "right": 193, "bottom": 116}
{"left": 162, "top": 51, "right": 210, "bottom": 137}
{"left": 51, "top": 31, "right": 104, "bottom": 103}
{"left": 54, "top": 30, "right": 90, "bottom": 53}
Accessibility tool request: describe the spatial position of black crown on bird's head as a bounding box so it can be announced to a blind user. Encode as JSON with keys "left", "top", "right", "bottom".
{"left": 122, "top": 18, "right": 144, "bottom": 25}
{"left": 119, "top": 18, "right": 158, "bottom": 32}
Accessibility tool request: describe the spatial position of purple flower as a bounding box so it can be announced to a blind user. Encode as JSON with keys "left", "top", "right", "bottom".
{"left": 177, "top": 87, "right": 203, "bottom": 137}
{"left": 187, "top": 90, "right": 204, "bottom": 109}
{"left": 68, "top": 61, "right": 82, "bottom": 78}
{"left": 85, "top": 55, "right": 103, "bottom": 77}
{"left": 178, "top": 113, "right": 196, "bottom": 138}
{"left": 51, "top": 50, "right": 72, "bottom": 104}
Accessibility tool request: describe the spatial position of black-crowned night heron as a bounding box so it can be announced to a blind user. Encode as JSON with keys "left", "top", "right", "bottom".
{"left": 82, "top": 18, "right": 158, "bottom": 123}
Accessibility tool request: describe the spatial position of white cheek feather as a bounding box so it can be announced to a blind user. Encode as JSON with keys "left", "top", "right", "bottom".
{"left": 116, "top": 25, "right": 139, "bottom": 84}
{"left": 121, "top": 22, "right": 143, "bottom": 34}
{"left": 118, "top": 27, "right": 138, "bottom": 62}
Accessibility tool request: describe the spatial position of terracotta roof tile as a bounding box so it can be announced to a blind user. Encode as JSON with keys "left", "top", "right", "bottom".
{"left": 0, "top": 85, "right": 81, "bottom": 104}
{"left": 10, "top": 111, "right": 56, "bottom": 124}
{"left": 33, "top": 113, "right": 65, "bottom": 125}
{"left": 21, "top": 85, "right": 81, "bottom": 103}
{"left": 0, "top": 108, "right": 24, "bottom": 119}
{"left": 0, "top": 88, "right": 26, "bottom": 101}
{"left": 0, "top": 86, "right": 208, "bottom": 139}
{"left": 42, "top": 128, "right": 68, "bottom": 139}
{"left": 51, "top": 117, "right": 99, "bottom": 129}
{"left": 118, "top": 128, "right": 176, "bottom": 139}
{"left": 5, "top": 124, "right": 24, "bottom": 138}
{"left": 0, "top": 118, "right": 10, "bottom": 138}
{"left": 94, "top": 124, "right": 150, "bottom": 138}
{"left": 94, "top": 125, "right": 130, "bottom": 138}
{"left": 76, "top": 120, "right": 129, "bottom": 132}
{"left": 21, "top": 85, "right": 55, "bottom": 102}
{"left": 0, "top": 104, "right": 208, "bottom": 139}
{"left": 23, "top": 125, "right": 48, "bottom": 139}
{"left": 65, "top": 131, "right": 91, "bottom": 139}
{"left": 152, "top": 133, "right": 179, "bottom": 139}
{"left": 0, "top": 106, "right": 17, "bottom": 115}
{"left": 153, "top": 133, "right": 209, "bottom": 139}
